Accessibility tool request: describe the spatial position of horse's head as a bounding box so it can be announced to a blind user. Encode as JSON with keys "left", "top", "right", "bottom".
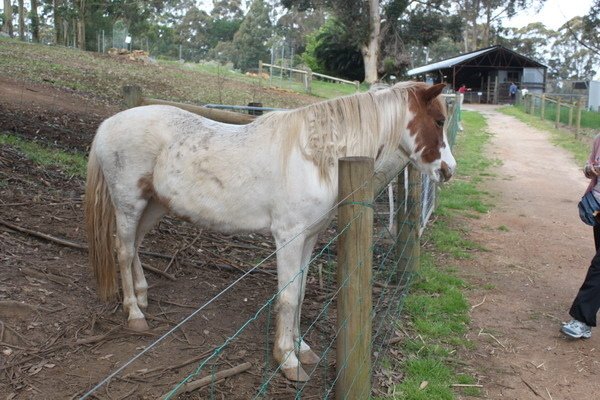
{"left": 403, "top": 82, "right": 456, "bottom": 183}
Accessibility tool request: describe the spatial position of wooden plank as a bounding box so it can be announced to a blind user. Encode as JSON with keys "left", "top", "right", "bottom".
{"left": 540, "top": 94, "right": 546, "bottom": 120}
{"left": 576, "top": 99, "right": 582, "bottom": 134}
{"left": 555, "top": 98, "right": 561, "bottom": 127}
{"left": 141, "top": 97, "right": 255, "bottom": 125}
{"left": 337, "top": 157, "right": 374, "bottom": 400}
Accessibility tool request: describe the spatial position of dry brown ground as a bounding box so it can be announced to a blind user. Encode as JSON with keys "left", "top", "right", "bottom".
{"left": 458, "top": 105, "right": 600, "bottom": 399}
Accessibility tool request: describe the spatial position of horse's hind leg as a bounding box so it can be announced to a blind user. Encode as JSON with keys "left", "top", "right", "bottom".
{"left": 115, "top": 207, "right": 149, "bottom": 331}
{"left": 296, "top": 234, "right": 320, "bottom": 366}
{"left": 131, "top": 200, "right": 167, "bottom": 309}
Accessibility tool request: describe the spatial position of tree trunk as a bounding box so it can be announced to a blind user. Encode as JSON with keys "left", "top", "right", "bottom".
{"left": 76, "top": 0, "right": 85, "bottom": 50}
{"left": 30, "top": 0, "right": 39, "bottom": 42}
{"left": 18, "top": 0, "right": 24, "bottom": 40}
{"left": 53, "top": 0, "right": 62, "bottom": 45}
{"left": 470, "top": 0, "right": 480, "bottom": 51}
{"left": 361, "top": 0, "right": 380, "bottom": 84}
{"left": 482, "top": 2, "right": 492, "bottom": 47}
{"left": 2, "top": 0, "right": 13, "bottom": 36}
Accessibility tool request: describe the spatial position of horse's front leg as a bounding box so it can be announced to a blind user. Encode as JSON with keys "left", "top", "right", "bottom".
{"left": 273, "top": 236, "right": 309, "bottom": 382}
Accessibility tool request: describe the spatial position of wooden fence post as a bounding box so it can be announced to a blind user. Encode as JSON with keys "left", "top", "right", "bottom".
{"left": 576, "top": 100, "right": 582, "bottom": 134}
{"left": 569, "top": 102, "right": 575, "bottom": 127}
{"left": 530, "top": 94, "right": 535, "bottom": 115}
{"left": 123, "top": 85, "right": 143, "bottom": 109}
{"left": 540, "top": 94, "right": 546, "bottom": 120}
{"left": 337, "top": 157, "right": 374, "bottom": 400}
{"left": 306, "top": 69, "right": 312, "bottom": 94}
{"left": 555, "top": 98, "right": 561, "bottom": 128}
{"left": 396, "top": 165, "right": 421, "bottom": 284}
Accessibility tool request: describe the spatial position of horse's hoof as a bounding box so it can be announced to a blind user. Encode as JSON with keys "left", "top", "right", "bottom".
{"left": 299, "top": 349, "right": 320, "bottom": 365}
{"left": 281, "top": 366, "right": 310, "bottom": 382}
{"left": 128, "top": 318, "right": 149, "bottom": 331}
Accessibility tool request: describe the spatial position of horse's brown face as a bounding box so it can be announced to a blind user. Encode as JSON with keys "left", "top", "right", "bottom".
{"left": 406, "top": 83, "right": 456, "bottom": 182}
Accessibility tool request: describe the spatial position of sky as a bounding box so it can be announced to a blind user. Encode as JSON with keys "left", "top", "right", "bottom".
{"left": 506, "top": 0, "right": 595, "bottom": 30}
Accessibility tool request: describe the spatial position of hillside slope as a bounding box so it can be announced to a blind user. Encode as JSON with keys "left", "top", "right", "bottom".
{"left": 0, "top": 38, "right": 318, "bottom": 110}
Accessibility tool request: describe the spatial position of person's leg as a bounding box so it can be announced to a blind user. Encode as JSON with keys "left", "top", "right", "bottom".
{"left": 593, "top": 225, "right": 600, "bottom": 251}
{"left": 569, "top": 248, "right": 600, "bottom": 327}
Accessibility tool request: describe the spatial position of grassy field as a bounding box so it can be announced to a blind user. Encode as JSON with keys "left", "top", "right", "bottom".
{"left": 515, "top": 100, "right": 600, "bottom": 133}
{"left": 383, "top": 111, "right": 493, "bottom": 399}
{"left": 0, "top": 38, "right": 362, "bottom": 109}
{"left": 501, "top": 106, "right": 591, "bottom": 165}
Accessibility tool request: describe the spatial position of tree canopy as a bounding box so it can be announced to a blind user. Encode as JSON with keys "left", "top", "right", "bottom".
{"left": 2, "top": 0, "right": 598, "bottom": 82}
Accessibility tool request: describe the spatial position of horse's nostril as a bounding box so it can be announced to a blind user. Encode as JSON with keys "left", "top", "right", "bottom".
{"left": 439, "top": 161, "right": 453, "bottom": 181}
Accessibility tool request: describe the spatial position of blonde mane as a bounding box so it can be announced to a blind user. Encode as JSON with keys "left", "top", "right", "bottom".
{"left": 256, "top": 81, "right": 421, "bottom": 183}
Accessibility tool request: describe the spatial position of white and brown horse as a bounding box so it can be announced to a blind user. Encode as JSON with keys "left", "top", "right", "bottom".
{"left": 84, "top": 81, "right": 455, "bottom": 382}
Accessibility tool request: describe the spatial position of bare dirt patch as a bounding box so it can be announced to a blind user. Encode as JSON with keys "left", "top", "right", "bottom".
{"left": 456, "top": 105, "right": 600, "bottom": 399}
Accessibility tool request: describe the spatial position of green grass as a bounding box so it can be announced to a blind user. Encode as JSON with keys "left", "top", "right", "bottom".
{"left": 383, "top": 110, "right": 492, "bottom": 399}
{"left": 184, "top": 61, "right": 368, "bottom": 99}
{"left": 501, "top": 106, "right": 590, "bottom": 165}
{"left": 0, "top": 133, "right": 87, "bottom": 178}
{"left": 519, "top": 100, "right": 600, "bottom": 130}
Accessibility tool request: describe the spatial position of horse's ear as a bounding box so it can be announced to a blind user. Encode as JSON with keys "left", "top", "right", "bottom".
{"left": 422, "top": 83, "right": 446, "bottom": 103}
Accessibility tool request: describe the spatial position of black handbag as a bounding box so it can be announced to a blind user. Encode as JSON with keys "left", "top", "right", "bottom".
{"left": 578, "top": 191, "right": 600, "bottom": 226}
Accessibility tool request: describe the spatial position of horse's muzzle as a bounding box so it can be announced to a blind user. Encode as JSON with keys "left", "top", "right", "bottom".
{"left": 439, "top": 161, "right": 453, "bottom": 182}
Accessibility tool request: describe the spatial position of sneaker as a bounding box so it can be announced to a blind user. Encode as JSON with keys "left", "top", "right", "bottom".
{"left": 561, "top": 319, "right": 592, "bottom": 339}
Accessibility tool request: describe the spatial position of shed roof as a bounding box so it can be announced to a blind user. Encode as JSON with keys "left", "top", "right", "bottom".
{"left": 407, "top": 45, "right": 546, "bottom": 76}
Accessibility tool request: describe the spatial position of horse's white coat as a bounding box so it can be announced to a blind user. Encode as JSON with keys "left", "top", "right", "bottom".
{"left": 86, "top": 82, "right": 455, "bottom": 380}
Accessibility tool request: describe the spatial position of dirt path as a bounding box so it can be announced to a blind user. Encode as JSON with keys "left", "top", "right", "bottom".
{"left": 458, "top": 105, "right": 600, "bottom": 399}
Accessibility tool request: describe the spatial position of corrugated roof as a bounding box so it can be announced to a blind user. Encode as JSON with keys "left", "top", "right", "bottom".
{"left": 407, "top": 47, "right": 497, "bottom": 75}
{"left": 407, "top": 45, "right": 546, "bottom": 76}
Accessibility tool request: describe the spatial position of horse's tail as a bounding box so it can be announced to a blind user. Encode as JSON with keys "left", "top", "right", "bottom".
{"left": 85, "top": 149, "right": 118, "bottom": 301}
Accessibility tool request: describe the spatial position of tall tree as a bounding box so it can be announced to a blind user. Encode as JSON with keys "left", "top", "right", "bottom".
{"left": 17, "top": 0, "right": 24, "bottom": 40}
{"left": 578, "top": 0, "right": 600, "bottom": 54}
{"left": 499, "top": 22, "right": 556, "bottom": 63}
{"left": 283, "top": 0, "right": 454, "bottom": 83}
{"left": 211, "top": 0, "right": 243, "bottom": 20}
{"left": 2, "top": 0, "right": 13, "bottom": 36}
{"left": 455, "top": 0, "right": 546, "bottom": 52}
{"left": 282, "top": 0, "right": 383, "bottom": 83}
{"left": 53, "top": 0, "right": 63, "bottom": 45}
{"left": 549, "top": 17, "right": 600, "bottom": 80}
{"left": 76, "top": 0, "right": 84, "bottom": 49}
{"left": 30, "top": 0, "right": 39, "bottom": 42}
{"left": 231, "top": 0, "right": 272, "bottom": 71}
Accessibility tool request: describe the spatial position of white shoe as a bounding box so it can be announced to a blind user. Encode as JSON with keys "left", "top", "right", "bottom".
{"left": 561, "top": 319, "right": 592, "bottom": 339}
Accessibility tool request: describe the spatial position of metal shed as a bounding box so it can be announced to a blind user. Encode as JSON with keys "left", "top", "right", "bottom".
{"left": 407, "top": 45, "right": 548, "bottom": 104}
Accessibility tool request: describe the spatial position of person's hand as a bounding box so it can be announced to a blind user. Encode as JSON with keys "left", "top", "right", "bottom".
{"left": 585, "top": 164, "right": 600, "bottom": 178}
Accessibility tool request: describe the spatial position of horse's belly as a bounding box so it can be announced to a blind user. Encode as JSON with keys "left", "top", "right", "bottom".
{"left": 167, "top": 191, "right": 272, "bottom": 234}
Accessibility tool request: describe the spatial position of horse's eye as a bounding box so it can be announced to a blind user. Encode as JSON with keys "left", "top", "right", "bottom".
{"left": 436, "top": 119, "right": 445, "bottom": 128}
